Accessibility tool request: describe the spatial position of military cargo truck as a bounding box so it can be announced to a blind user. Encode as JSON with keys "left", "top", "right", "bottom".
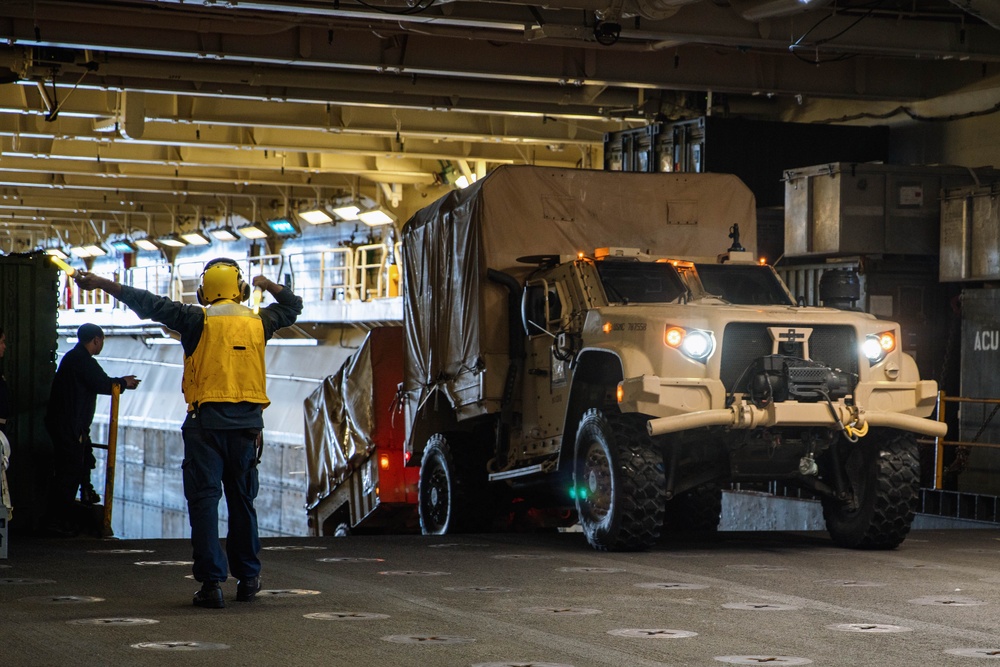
{"left": 400, "top": 166, "right": 946, "bottom": 551}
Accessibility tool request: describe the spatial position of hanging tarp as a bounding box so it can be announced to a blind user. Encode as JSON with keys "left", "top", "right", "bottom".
{"left": 304, "top": 326, "right": 403, "bottom": 510}
{"left": 400, "top": 165, "right": 757, "bottom": 422}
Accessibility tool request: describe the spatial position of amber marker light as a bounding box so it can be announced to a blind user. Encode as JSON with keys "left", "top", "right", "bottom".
{"left": 664, "top": 326, "right": 684, "bottom": 348}
{"left": 879, "top": 332, "right": 896, "bottom": 352}
{"left": 578, "top": 251, "right": 585, "bottom": 259}
{"left": 602, "top": 321, "right": 613, "bottom": 334}
{"left": 380, "top": 454, "right": 391, "bottom": 470}
{"left": 616, "top": 384, "right": 624, "bottom": 403}
{"left": 759, "top": 257, "right": 767, "bottom": 265}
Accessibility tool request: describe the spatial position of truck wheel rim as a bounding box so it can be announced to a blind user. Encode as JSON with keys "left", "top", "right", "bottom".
{"left": 581, "top": 442, "right": 612, "bottom": 521}
{"left": 424, "top": 463, "right": 449, "bottom": 530}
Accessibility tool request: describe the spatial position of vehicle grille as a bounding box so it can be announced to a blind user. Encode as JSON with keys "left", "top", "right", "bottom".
{"left": 720, "top": 323, "right": 859, "bottom": 393}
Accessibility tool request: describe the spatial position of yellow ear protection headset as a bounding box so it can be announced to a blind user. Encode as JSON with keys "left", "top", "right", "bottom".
{"left": 197, "top": 257, "right": 251, "bottom": 305}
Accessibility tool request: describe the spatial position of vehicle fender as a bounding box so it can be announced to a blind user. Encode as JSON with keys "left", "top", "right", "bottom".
{"left": 559, "top": 349, "right": 625, "bottom": 471}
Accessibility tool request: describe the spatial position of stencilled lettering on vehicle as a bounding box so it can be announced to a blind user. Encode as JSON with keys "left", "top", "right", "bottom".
{"left": 610, "top": 322, "right": 647, "bottom": 332}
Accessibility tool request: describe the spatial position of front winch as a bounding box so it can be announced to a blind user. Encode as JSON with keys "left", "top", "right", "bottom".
{"left": 747, "top": 355, "right": 853, "bottom": 408}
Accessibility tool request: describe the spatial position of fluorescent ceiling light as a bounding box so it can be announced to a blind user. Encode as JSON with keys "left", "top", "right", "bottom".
{"left": 357, "top": 206, "right": 397, "bottom": 226}
{"left": 209, "top": 226, "right": 240, "bottom": 242}
{"left": 266, "top": 217, "right": 299, "bottom": 236}
{"left": 180, "top": 230, "right": 211, "bottom": 246}
{"left": 298, "top": 208, "right": 333, "bottom": 225}
{"left": 331, "top": 204, "right": 360, "bottom": 221}
{"left": 110, "top": 238, "right": 137, "bottom": 253}
{"left": 83, "top": 244, "right": 107, "bottom": 256}
{"left": 135, "top": 237, "right": 159, "bottom": 251}
{"left": 70, "top": 245, "right": 92, "bottom": 258}
{"left": 45, "top": 247, "right": 69, "bottom": 260}
{"left": 237, "top": 223, "right": 269, "bottom": 240}
{"left": 157, "top": 233, "right": 187, "bottom": 248}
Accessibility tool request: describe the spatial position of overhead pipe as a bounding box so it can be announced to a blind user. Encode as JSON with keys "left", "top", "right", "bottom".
{"left": 0, "top": 50, "right": 641, "bottom": 116}
{"left": 155, "top": 0, "right": 702, "bottom": 21}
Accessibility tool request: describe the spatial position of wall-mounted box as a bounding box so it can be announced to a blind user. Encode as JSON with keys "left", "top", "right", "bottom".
{"left": 940, "top": 182, "right": 1000, "bottom": 282}
{"left": 784, "top": 163, "right": 997, "bottom": 258}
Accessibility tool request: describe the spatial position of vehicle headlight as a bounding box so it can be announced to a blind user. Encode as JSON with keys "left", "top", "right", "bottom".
{"left": 863, "top": 331, "right": 896, "bottom": 365}
{"left": 664, "top": 325, "right": 716, "bottom": 362}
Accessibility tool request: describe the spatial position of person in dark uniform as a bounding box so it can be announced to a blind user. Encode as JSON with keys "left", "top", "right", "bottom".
{"left": 74, "top": 258, "right": 302, "bottom": 609}
{"left": 0, "top": 327, "right": 12, "bottom": 519}
{"left": 0, "top": 327, "right": 9, "bottom": 436}
{"left": 44, "top": 323, "right": 141, "bottom": 534}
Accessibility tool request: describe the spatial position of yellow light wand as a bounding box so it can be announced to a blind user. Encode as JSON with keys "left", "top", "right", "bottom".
{"left": 50, "top": 255, "right": 76, "bottom": 276}
{"left": 251, "top": 287, "right": 263, "bottom": 314}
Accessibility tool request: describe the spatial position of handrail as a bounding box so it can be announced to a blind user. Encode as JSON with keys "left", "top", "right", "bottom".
{"left": 934, "top": 391, "right": 1000, "bottom": 489}
{"left": 354, "top": 243, "right": 388, "bottom": 301}
{"left": 56, "top": 243, "right": 401, "bottom": 315}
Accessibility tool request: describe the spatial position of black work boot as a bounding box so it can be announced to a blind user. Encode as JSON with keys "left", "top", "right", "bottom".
{"left": 80, "top": 484, "right": 100, "bottom": 505}
{"left": 193, "top": 582, "right": 225, "bottom": 609}
{"left": 236, "top": 576, "right": 261, "bottom": 602}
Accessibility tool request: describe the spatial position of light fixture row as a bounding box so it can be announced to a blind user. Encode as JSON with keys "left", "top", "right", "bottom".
{"left": 299, "top": 202, "right": 396, "bottom": 227}
{"left": 49, "top": 200, "right": 399, "bottom": 257}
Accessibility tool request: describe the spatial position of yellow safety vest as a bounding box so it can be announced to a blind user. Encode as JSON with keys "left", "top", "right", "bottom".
{"left": 182, "top": 300, "right": 269, "bottom": 411}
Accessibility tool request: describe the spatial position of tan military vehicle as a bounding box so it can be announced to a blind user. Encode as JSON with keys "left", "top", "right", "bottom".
{"left": 401, "top": 166, "right": 945, "bottom": 551}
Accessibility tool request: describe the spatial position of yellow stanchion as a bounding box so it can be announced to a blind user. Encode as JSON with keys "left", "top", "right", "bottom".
{"left": 102, "top": 383, "right": 121, "bottom": 538}
{"left": 936, "top": 390, "right": 946, "bottom": 490}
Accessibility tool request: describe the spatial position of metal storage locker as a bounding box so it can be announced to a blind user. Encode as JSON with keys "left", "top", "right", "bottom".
{"left": 0, "top": 252, "right": 59, "bottom": 532}
{"left": 957, "top": 288, "right": 1000, "bottom": 495}
{"left": 940, "top": 182, "right": 1000, "bottom": 282}
{"left": 784, "top": 163, "right": 998, "bottom": 257}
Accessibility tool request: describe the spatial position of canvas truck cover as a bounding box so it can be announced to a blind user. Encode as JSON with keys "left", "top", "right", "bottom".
{"left": 400, "top": 165, "right": 756, "bottom": 424}
{"left": 304, "top": 326, "right": 403, "bottom": 510}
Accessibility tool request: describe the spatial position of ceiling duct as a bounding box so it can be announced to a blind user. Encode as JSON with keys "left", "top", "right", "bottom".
{"left": 737, "top": 0, "right": 834, "bottom": 21}
{"left": 621, "top": 0, "right": 702, "bottom": 21}
{"left": 948, "top": 0, "right": 1000, "bottom": 30}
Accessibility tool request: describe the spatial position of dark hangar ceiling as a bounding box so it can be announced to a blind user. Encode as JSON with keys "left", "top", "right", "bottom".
{"left": 0, "top": 0, "right": 997, "bottom": 250}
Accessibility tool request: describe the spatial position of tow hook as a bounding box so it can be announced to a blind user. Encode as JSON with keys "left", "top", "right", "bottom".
{"left": 798, "top": 454, "right": 818, "bottom": 476}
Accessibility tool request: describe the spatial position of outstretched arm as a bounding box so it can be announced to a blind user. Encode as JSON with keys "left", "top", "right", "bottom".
{"left": 74, "top": 271, "right": 122, "bottom": 298}
{"left": 252, "top": 275, "right": 284, "bottom": 295}
{"left": 252, "top": 275, "right": 303, "bottom": 339}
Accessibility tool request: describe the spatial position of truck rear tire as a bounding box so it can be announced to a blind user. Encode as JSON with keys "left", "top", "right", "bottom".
{"left": 574, "top": 409, "right": 666, "bottom": 551}
{"left": 821, "top": 431, "right": 920, "bottom": 550}
{"left": 418, "top": 433, "right": 487, "bottom": 535}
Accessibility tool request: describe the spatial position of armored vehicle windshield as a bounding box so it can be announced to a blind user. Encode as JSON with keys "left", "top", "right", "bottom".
{"left": 695, "top": 264, "right": 795, "bottom": 306}
{"left": 595, "top": 260, "right": 687, "bottom": 304}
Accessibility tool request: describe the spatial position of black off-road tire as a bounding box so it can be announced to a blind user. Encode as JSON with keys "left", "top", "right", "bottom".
{"left": 418, "top": 433, "right": 492, "bottom": 535}
{"left": 821, "top": 431, "right": 920, "bottom": 550}
{"left": 574, "top": 409, "right": 666, "bottom": 551}
{"left": 663, "top": 483, "right": 722, "bottom": 533}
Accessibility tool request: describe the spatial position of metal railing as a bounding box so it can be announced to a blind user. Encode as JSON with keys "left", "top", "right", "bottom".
{"left": 933, "top": 392, "right": 1000, "bottom": 489}
{"left": 56, "top": 242, "right": 401, "bottom": 316}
